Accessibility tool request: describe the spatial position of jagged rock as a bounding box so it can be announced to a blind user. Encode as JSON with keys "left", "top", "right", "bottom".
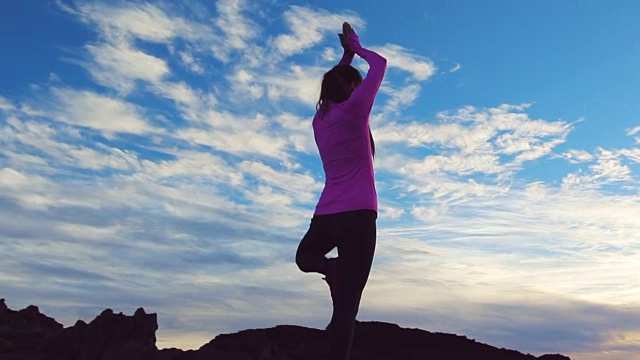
{"left": 32, "top": 307, "right": 158, "bottom": 360}
{"left": 0, "top": 299, "right": 571, "bottom": 360}
{"left": 0, "top": 298, "right": 63, "bottom": 358}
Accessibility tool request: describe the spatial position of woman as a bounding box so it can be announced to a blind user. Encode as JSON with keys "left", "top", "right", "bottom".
{"left": 295, "top": 22, "right": 387, "bottom": 360}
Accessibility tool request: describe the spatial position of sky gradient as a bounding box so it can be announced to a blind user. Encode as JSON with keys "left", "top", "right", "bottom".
{"left": 1, "top": 1, "right": 640, "bottom": 359}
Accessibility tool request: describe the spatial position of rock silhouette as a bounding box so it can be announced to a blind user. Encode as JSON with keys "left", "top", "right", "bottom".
{"left": 0, "top": 299, "right": 63, "bottom": 359}
{"left": 0, "top": 298, "right": 571, "bottom": 360}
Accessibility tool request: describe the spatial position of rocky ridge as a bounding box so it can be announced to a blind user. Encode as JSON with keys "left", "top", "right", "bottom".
{"left": 0, "top": 298, "right": 571, "bottom": 360}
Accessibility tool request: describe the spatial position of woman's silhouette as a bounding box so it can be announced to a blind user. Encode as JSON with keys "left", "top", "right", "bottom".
{"left": 296, "top": 22, "right": 387, "bottom": 360}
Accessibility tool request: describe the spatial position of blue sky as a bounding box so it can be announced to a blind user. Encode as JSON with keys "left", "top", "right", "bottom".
{"left": 1, "top": 1, "right": 639, "bottom": 359}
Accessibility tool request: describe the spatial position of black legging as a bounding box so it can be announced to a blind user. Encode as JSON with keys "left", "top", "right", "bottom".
{"left": 296, "top": 209, "right": 377, "bottom": 360}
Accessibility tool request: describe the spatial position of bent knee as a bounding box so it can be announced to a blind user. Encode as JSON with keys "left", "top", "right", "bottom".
{"left": 295, "top": 249, "right": 313, "bottom": 273}
{"left": 295, "top": 251, "right": 306, "bottom": 272}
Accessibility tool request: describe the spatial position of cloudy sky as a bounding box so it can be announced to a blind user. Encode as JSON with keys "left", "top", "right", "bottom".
{"left": 1, "top": 1, "right": 639, "bottom": 359}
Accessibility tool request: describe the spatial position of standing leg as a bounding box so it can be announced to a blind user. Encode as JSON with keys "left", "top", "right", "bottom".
{"left": 329, "top": 210, "right": 377, "bottom": 360}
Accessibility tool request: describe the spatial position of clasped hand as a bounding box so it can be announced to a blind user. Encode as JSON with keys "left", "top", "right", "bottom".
{"left": 338, "top": 22, "right": 358, "bottom": 52}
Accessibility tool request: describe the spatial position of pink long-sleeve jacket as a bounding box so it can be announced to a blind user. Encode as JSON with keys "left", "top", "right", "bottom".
{"left": 313, "top": 34, "right": 387, "bottom": 216}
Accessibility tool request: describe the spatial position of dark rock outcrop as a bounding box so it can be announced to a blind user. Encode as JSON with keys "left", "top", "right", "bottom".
{"left": 0, "top": 298, "right": 571, "bottom": 360}
{"left": 32, "top": 307, "right": 158, "bottom": 360}
{"left": 0, "top": 298, "right": 63, "bottom": 359}
{"left": 192, "top": 322, "right": 571, "bottom": 360}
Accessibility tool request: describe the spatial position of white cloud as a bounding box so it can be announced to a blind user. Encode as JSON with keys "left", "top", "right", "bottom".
{"left": 377, "top": 104, "right": 571, "bottom": 181}
{"left": 85, "top": 40, "right": 170, "bottom": 93}
{"left": 559, "top": 149, "right": 594, "bottom": 164}
{"left": 155, "top": 81, "right": 202, "bottom": 107}
{"left": 562, "top": 148, "right": 634, "bottom": 190}
{"left": 227, "top": 69, "right": 265, "bottom": 100}
{"left": 274, "top": 112, "right": 308, "bottom": 133}
{"left": 403, "top": 152, "right": 503, "bottom": 176}
{"left": 627, "top": 125, "right": 640, "bottom": 136}
{"left": 237, "top": 160, "right": 321, "bottom": 204}
{"left": 378, "top": 121, "right": 482, "bottom": 149}
{"left": 178, "top": 127, "right": 283, "bottom": 158}
{"left": 49, "top": 88, "right": 155, "bottom": 134}
{"left": 371, "top": 44, "right": 437, "bottom": 81}
{"left": 449, "top": 63, "right": 462, "bottom": 73}
{"left": 590, "top": 149, "right": 632, "bottom": 182}
{"left": 81, "top": 36, "right": 214, "bottom": 120}
{"left": 243, "top": 185, "right": 293, "bottom": 209}
{"left": 408, "top": 174, "right": 506, "bottom": 203}
{"left": 206, "top": 0, "right": 264, "bottom": 63}
{"left": 628, "top": 125, "right": 640, "bottom": 144}
{"left": 0, "top": 167, "right": 33, "bottom": 189}
{"left": 214, "top": 0, "right": 258, "bottom": 50}
{"left": 179, "top": 50, "right": 204, "bottom": 74}
{"left": 49, "top": 73, "right": 62, "bottom": 82}
{"left": 74, "top": 2, "right": 210, "bottom": 43}
{"left": 513, "top": 137, "right": 566, "bottom": 164}
{"left": 562, "top": 172, "right": 586, "bottom": 190}
{"left": 410, "top": 205, "right": 440, "bottom": 221}
{"left": 272, "top": 6, "right": 364, "bottom": 57}
{"left": 0, "top": 96, "right": 16, "bottom": 111}
{"left": 379, "top": 204, "right": 405, "bottom": 219}
{"left": 141, "top": 151, "right": 243, "bottom": 186}
{"left": 57, "top": 222, "right": 125, "bottom": 241}
{"left": 273, "top": 112, "right": 316, "bottom": 153}
{"left": 3, "top": 118, "right": 139, "bottom": 172}
{"left": 379, "top": 83, "right": 421, "bottom": 117}
{"left": 0, "top": 167, "right": 70, "bottom": 210}
{"left": 321, "top": 47, "right": 338, "bottom": 62}
{"left": 619, "top": 148, "right": 640, "bottom": 163}
{"left": 262, "top": 64, "right": 325, "bottom": 106}
{"left": 381, "top": 182, "right": 640, "bottom": 307}
{"left": 176, "top": 111, "right": 288, "bottom": 159}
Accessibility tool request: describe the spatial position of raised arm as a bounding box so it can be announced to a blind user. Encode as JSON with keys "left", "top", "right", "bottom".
{"left": 338, "top": 48, "right": 355, "bottom": 65}
{"left": 344, "top": 30, "right": 387, "bottom": 113}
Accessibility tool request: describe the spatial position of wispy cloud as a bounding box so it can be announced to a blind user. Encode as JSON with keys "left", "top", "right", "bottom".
{"left": 619, "top": 148, "right": 640, "bottom": 164}
{"left": 628, "top": 125, "right": 640, "bottom": 144}
{"left": 272, "top": 6, "right": 364, "bottom": 57}
{"left": 56, "top": 88, "right": 155, "bottom": 134}
{"left": 85, "top": 40, "right": 170, "bottom": 93}
{"left": 0, "top": 95, "right": 15, "bottom": 110}
{"left": 178, "top": 50, "right": 204, "bottom": 74}
{"left": 558, "top": 149, "right": 594, "bottom": 164}
{"left": 378, "top": 83, "right": 422, "bottom": 117}
{"left": 3, "top": 117, "right": 139, "bottom": 172}
{"left": 376, "top": 104, "right": 572, "bottom": 185}
{"left": 372, "top": 44, "right": 437, "bottom": 81}
{"left": 563, "top": 148, "right": 634, "bottom": 190}
{"left": 71, "top": 1, "right": 210, "bottom": 43}
{"left": 213, "top": 0, "right": 258, "bottom": 52}
{"left": 261, "top": 64, "right": 326, "bottom": 106}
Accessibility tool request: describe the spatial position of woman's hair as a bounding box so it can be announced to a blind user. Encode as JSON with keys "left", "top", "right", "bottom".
{"left": 316, "top": 64, "right": 375, "bottom": 157}
{"left": 316, "top": 65, "right": 362, "bottom": 114}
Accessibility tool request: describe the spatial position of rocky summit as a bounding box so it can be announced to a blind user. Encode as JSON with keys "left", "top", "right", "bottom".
{"left": 0, "top": 298, "right": 570, "bottom": 360}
